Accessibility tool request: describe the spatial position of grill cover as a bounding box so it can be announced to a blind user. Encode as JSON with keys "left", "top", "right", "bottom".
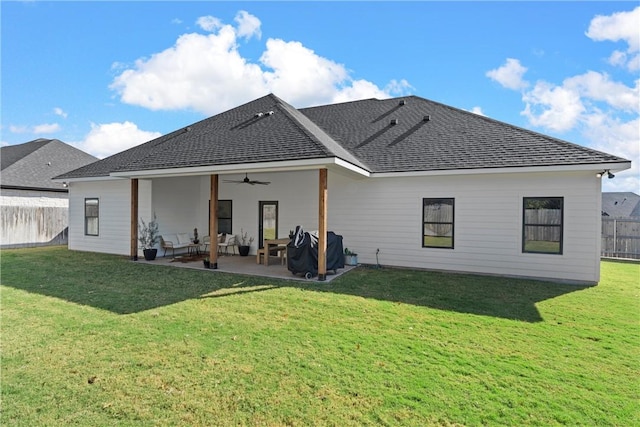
{"left": 287, "top": 226, "right": 344, "bottom": 277}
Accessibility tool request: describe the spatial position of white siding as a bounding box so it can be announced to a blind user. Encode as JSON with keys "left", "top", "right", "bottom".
{"left": 68, "top": 168, "right": 602, "bottom": 283}
{"left": 69, "top": 179, "right": 151, "bottom": 255}
{"left": 328, "top": 170, "right": 602, "bottom": 284}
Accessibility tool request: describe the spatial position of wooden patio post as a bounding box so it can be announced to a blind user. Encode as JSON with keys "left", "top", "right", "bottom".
{"left": 209, "top": 174, "right": 219, "bottom": 269}
{"left": 130, "top": 178, "right": 139, "bottom": 261}
{"left": 318, "top": 168, "right": 328, "bottom": 281}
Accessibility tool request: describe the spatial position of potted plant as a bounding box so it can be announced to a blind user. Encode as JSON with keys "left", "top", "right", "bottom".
{"left": 237, "top": 228, "right": 254, "bottom": 256}
{"left": 193, "top": 227, "right": 199, "bottom": 244}
{"left": 344, "top": 248, "right": 358, "bottom": 266}
{"left": 139, "top": 213, "right": 160, "bottom": 261}
{"left": 203, "top": 257, "right": 210, "bottom": 268}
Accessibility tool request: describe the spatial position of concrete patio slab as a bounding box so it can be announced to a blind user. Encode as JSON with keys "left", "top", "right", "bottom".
{"left": 136, "top": 253, "right": 355, "bottom": 282}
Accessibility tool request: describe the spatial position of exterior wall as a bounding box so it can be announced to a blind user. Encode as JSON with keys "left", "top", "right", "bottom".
{"left": 328, "top": 170, "right": 602, "bottom": 284}
{"left": 66, "top": 168, "right": 602, "bottom": 283}
{"left": 0, "top": 188, "right": 69, "bottom": 248}
{"left": 68, "top": 179, "right": 151, "bottom": 255}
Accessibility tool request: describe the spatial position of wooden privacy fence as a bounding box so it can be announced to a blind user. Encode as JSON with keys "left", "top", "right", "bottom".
{"left": 601, "top": 218, "right": 640, "bottom": 260}
{"left": 1, "top": 205, "right": 69, "bottom": 249}
{"left": 524, "top": 208, "right": 562, "bottom": 242}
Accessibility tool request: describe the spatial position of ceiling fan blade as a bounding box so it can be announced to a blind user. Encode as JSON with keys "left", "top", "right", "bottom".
{"left": 223, "top": 174, "right": 270, "bottom": 185}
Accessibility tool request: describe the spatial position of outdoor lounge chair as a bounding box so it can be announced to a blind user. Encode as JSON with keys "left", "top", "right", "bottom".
{"left": 160, "top": 233, "right": 193, "bottom": 257}
{"left": 218, "top": 234, "right": 237, "bottom": 255}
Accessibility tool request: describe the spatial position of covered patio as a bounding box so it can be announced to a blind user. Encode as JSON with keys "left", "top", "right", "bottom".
{"left": 136, "top": 251, "right": 357, "bottom": 283}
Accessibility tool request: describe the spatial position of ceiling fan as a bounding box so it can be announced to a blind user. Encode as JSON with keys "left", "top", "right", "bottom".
{"left": 223, "top": 173, "right": 270, "bottom": 185}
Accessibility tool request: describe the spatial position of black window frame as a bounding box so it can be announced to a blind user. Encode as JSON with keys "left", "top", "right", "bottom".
{"left": 422, "top": 198, "right": 455, "bottom": 249}
{"left": 217, "top": 199, "right": 233, "bottom": 235}
{"left": 522, "top": 197, "right": 564, "bottom": 255}
{"left": 84, "top": 198, "right": 99, "bottom": 236}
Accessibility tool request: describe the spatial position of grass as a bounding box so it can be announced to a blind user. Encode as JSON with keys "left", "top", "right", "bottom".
{"left": 1, "top": 246, "right": 638, "bottom": 426}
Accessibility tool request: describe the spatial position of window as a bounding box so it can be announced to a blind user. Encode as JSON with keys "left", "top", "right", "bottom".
{"left": 523, "top": 197, "right": 563, "bottom": 254}
{"left": 217, "top": 200, "right": 232, "bottom": 235}
{"left": 423, "top": 198, "right": 454, "bottom": 249}
{"left": 84, "top": 198, "right": 99, "bottom": 236}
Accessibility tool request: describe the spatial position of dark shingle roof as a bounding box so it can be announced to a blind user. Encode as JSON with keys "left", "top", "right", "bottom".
{"left": 300, "top": 96, "right": 627, "bottom": 173}
{"left": 56, "top": 94, "right": 629, "bottom": 180}
{"left": 602, "top": 192, "right": 640, "bottom": 218}
{"left": 1, "top": 138, "right": 50, "bottom": 170}
{"left": 1, "top": 139, "right": 98, "bottom": 191}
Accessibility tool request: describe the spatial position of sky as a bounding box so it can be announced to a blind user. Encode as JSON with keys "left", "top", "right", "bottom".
{"left": 2, "top": 1, "right": 638, "bottom": 193}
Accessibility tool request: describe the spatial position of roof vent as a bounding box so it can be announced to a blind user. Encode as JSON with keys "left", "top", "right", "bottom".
{"left": 390, "top": 119, "right": 399, "bottom": 125}
{"left": 265, "top": 110, "right": 274, "bottom": 116}
{"left": 423, "top": 115, "right": 431, "bottom": 122}
{"left": 185, "top": 126, "right": 192, "bottom": 132}
{"left": 399, "top": 100, "right": 406, "bottom": 106}
{"left": 255, "top": 112, "right": 264, "bottom": 117}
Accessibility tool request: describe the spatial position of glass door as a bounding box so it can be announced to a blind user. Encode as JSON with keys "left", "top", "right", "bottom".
{"left": 259, "top": 201, "right": 278, "bottom": 249}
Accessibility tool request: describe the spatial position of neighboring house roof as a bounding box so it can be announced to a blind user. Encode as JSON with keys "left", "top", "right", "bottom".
{"left": 56, "top": 93, "right": 630, "bottom": 180}
{"left": 602, "top": 192, "right": 640, "bottom": 218}
{"left": 1, "top": 139, "right": 98, "bottom": 192}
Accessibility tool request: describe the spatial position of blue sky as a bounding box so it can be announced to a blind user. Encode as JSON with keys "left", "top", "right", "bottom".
{"left": 2, "top": 1, "right": 638, "bottom": 192}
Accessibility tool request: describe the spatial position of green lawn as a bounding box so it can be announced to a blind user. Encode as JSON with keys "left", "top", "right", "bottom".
{"left": 2, "top": 246, "right": 638, "bottom": 426}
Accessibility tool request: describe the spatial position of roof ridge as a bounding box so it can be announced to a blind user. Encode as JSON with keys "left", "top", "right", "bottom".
{"left": 274, "top": 97, "right": 371, "bottom": 171}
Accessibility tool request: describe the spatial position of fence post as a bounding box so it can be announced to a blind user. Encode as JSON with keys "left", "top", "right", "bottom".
{"left": 613, "top": 219, "right": 617, "bottom": 256}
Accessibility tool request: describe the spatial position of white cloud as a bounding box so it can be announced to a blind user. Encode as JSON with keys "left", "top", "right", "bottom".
{"left": 9, "top": 123, "right": 61, "bottom": 134}
{"left": 521, "top": 81, "right": 585, "bottom": 132}
{"left": 110, "top": 12, "right": 410, "bottom": 115}
{"left": 565, "top": 71, "right": 639, "bottom": 112}
{"left": 79, "top": 122, "right": 162, "bottom": 159}
{"left": 234, "top": 10, "right": 261, "bottom": 40}
{"left": 586, "top": 6, "right": 640, "bottom": 72}
{"left": 54, "top": 107, "right": 68, "bottom": 119}
{"left": 260, "top": 39, "right": 349, "bottom": 104}
{"left": 486, "top": 58, "right": 529, "bottom": 90}
{"left": 586, "top": 7, "right": 640, "bottom": 52}
{"left": 196, "top": 15, "right": 222, "bottom": 32}
{"left": 9, "top": 123, "right": 61, "bottom": 135}
{"left": 608, "top": 50, "right": 628, "bottom": 67}
{"left": 584, "top": 113, "right": 639, "bottom": 193}
{"left": 470, "top": 106, "right": 485, "bottom": 116}
{"left": 488, "top": 8, "right": 639, "bottom": 194}
{"left": 628, "top": 54, "right": 640, "bottom": 72}
{"left": 33, "top": 123, "right": 61, "bottom": 134}
{"left": 9, "top": 125, "right": 29, "bottom": 133}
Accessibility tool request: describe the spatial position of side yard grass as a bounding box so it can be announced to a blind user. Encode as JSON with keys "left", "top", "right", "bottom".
{"left": 1, "top": 246, "right": 638, "bottom": 426}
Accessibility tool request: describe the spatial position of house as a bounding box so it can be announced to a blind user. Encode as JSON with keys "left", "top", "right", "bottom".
{"left": 1, "top": 138, "right": 98, "bottom": 248}
{"left": 54, "top": 94, "right": 631, "bottom": 284}
{"left": 602, "top": 192, "right": 640, "bottom": 218}
{"left": 601, "top": 192, "right": 640, "bottom": 259}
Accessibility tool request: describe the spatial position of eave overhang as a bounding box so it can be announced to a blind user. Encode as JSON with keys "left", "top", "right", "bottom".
{"left": 108, "top": 157, "right": 371, "bottom": 180}
{"left": 371, "top": 161, "right": 632, "bottom": 178}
